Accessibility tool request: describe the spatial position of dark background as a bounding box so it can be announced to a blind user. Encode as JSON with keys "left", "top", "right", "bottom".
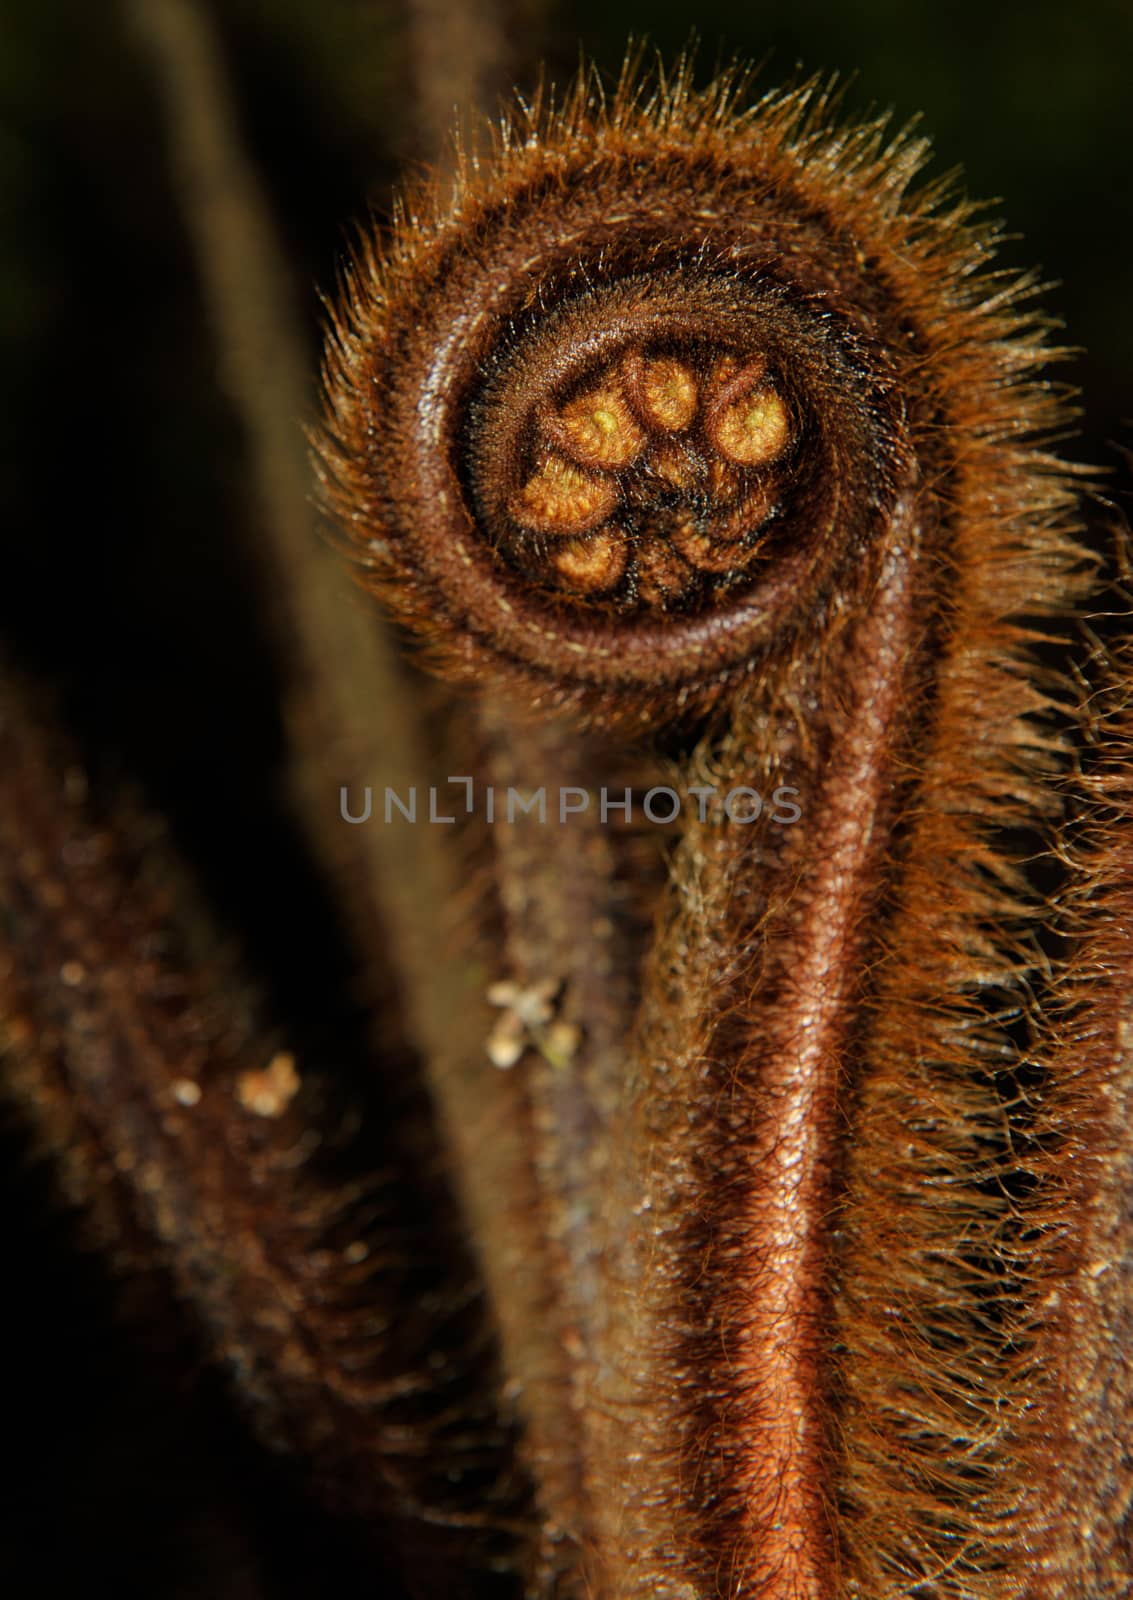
{"left": 1, "top": 2, "right": 1129, "bottom": 1595}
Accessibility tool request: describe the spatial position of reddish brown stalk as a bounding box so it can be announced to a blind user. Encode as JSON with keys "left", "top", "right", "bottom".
{"left": 725, "top": 539, "right": 917, "bottom": 1587}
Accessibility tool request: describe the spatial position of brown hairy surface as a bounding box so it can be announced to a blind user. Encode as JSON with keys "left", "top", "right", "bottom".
{"left": 3, "top": 32, "right": 1129, "bottom": 1600}
{"left": 311, "top": 59, "right": 1118, "bottom": 1600}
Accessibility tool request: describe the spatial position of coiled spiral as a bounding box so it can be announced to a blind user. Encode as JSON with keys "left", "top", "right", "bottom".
{"left": 313, "top": 70, "right": 988, "bottom": 728}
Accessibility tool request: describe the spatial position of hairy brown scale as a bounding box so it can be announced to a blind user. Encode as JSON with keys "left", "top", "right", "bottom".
{"left": 314, "top": 65, "right": 1122, "bottom": 1600}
